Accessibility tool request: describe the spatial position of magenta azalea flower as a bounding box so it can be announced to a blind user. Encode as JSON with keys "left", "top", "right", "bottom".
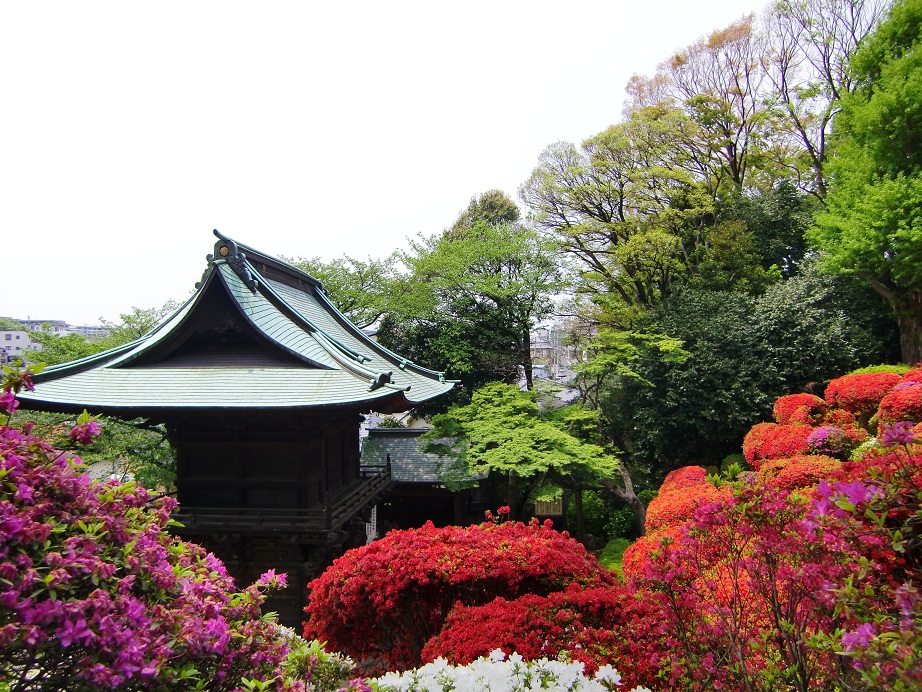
{"left": 0, "top": 391, "right": 19, "bottom": 415}
{"left": 68, "top": 421, "right": 101, "bottom": 445}
{"left": 881, "top": 421, "right": 918, "bottom": 448}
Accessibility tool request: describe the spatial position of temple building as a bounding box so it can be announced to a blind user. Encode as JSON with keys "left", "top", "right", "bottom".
{"left": 18, "top": 231, "right": 455, "bottom": 624}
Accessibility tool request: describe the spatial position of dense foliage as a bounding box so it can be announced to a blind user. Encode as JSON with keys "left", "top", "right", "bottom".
{"left": 810, "top": 0, "right": 922, "bottom": 362}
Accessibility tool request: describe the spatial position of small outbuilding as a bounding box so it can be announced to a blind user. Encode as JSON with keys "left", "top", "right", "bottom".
{"left": 361, "top": 427, "right": 487, "bottom": 532}
{"left": 18, "top": 231, "right": 455, "bottom": 624}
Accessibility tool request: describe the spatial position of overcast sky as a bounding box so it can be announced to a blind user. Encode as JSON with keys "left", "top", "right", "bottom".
{"left": 2, "top": 0, "right": 760, "bottom": 326}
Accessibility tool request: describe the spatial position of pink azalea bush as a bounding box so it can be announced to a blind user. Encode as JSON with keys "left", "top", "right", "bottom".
{"left": 0, "top": 364, "right": 365, "bottom": 691}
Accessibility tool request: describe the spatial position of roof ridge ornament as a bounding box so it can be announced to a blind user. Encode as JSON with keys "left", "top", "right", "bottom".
{"left": 212, "top": 230, "right": 259, "bottom": 293}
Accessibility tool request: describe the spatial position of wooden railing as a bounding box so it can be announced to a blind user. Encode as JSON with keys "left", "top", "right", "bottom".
{"left": 173, "top": 464, "right": 391, "bottom": 539}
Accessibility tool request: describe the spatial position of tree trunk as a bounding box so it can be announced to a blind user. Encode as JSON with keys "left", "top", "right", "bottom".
{"left": 896, "top": 292, "right": 922, "bottom": 365}
{"left": 598, "top": 464, "right": 647, "bottom": 536}
{"left": 522, "top": 328, "right": 534, "bottom": 390}
{"left": 859, "top": 274, "right": 922, "bottom": 365}
{"left": 574, "top": 488, "right": 585, "bottom": 541}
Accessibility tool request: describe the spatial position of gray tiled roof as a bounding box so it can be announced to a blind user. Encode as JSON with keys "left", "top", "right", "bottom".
{"left": 19, "top": 232, "right": 454, "bottom": 416}
{"left": 362, "top": 428, "right": 455, "bottom": 484}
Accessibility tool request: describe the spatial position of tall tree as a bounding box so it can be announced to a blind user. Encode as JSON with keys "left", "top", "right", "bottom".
{"left": 520, "top": 107, "right": 710, "bottom": 320}
{"left": 763, "top": 0, "right": 888, "bottom": 198}
{"left": 377, "top": 191, "right": 559, "bottom": 404}
{"left": 810, "top": 0, "right": 922, "bottom": 363}
{"left": 625, "top": 15, "right": 770, "bottom": 193}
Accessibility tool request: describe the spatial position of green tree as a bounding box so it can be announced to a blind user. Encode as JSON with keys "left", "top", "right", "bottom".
{"left": 520, "top": 108, "right": 710, "bottom": 317}
{"left": 0, "top": 317, "right": 26, "bottom": 330}
{"left": 26, "top": 332, "right": 104, "bottom": 366}
{"left": 811, "top": 0, "right": 922, "bottom": 363}
{"left": 624, "top": 265, "right": 897, "bottom": 473}
{"left": 99, "top": 301, "right": 181, "bottom": 344}
{"left": 763, "top": 0, "right": 888, "bottom": 198}
{"left": 427, "top": 382, "right": 647, "bottom": 534}
{"left": 27, "top": 301, "right": 181, "bottom": 367}
{"left": 379, "top": 191, "right": 560, "bottom": 402}
{"left": 625, "top": 15, "right": 770, "bottom": 194}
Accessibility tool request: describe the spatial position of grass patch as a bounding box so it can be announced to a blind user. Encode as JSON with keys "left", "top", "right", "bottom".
{"left": 596, "top": 537, "right": 632, "bottom": 576}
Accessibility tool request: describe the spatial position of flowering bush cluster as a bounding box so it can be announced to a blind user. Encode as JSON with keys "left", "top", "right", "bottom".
{"left": 375, "top": 650, "right": 652, "bottom": 692}
{"left": 616, "top": 365, "right": 922, "bottom": 690}
{"left": 303, "top": 513, "right": 614, "bottom": 674}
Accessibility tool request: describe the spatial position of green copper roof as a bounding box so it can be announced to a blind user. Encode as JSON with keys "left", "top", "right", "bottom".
{"left": 19, "top": 231, "right": 454, "bottom": 416}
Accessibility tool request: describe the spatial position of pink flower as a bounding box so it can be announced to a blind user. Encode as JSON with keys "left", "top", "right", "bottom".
{"left": 0, "top": 391, "right": 19, "bottom": 415}
{"left": 68, "top": 421, "right": 101, "bottom": 445}
{"left": 881, "top": 421, "right": 918, "bottom": 447}
{"left": 841, "top": 623, "right": 876, "bottom": 651}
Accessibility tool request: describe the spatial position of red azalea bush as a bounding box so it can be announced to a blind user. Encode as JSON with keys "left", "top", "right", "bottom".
{"left": 773, "top": 393, "right": 826, "bottom": 425}
{"left": 0, "top": 423, "right": 291, "bottom": 690}
{"left": 824, "top": 371, "right": 902, "bottom": 415}
{"left": 877, "top": 383, "right": 922, "bottom": 430}
{"left": 302, "top": 515, "right": 614, "bottom": 674}
{"left": 755, "top": 454, "right": 843, "bottom": 492}
{"left": 742, "top": 423, "right": 813, "bottom": 469}
{"left": 420, "top": 583, "right": 670, "bottom": 689}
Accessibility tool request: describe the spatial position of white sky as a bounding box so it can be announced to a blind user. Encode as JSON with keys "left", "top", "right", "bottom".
{"left": 2, "top": 0, "right": 760, "bottom": 326}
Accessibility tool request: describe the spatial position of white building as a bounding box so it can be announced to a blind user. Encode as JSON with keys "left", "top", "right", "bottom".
{"left": 0, "top": 330, "right": 43, "bottom": 363}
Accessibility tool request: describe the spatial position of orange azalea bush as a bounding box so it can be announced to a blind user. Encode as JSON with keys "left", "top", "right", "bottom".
{"left": 620, "top": 524, "right": 684, "bottom": 581}
{"left": 644, "top": 481, "right": 729, "bottom": 533}
{"left": 773, "top": 393, "right": 826, "bottom": 425}
{"left": 742, "top": 423, "right": 813, "bottom": 469}
{"left": 659, "top": 465, "right": 708, "bottom": 492}
{"left": 756, "top": 454, "right": 843, "bottom": 492}
{"left": 824, "top": 372, "right": 902, "bottom": 414}
{"left": 877, "top": 383, "right": 922, "bottom": 430}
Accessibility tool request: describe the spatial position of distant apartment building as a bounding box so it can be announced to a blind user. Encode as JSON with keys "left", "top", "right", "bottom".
{"left": 530, "top": 325, "right": 578, "bottom": 380}
{"left": 0, "top": 330, "right": 42, "bottom": 363}
{"left": 18, "top": 319, "right": 68, "bottom": 335}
